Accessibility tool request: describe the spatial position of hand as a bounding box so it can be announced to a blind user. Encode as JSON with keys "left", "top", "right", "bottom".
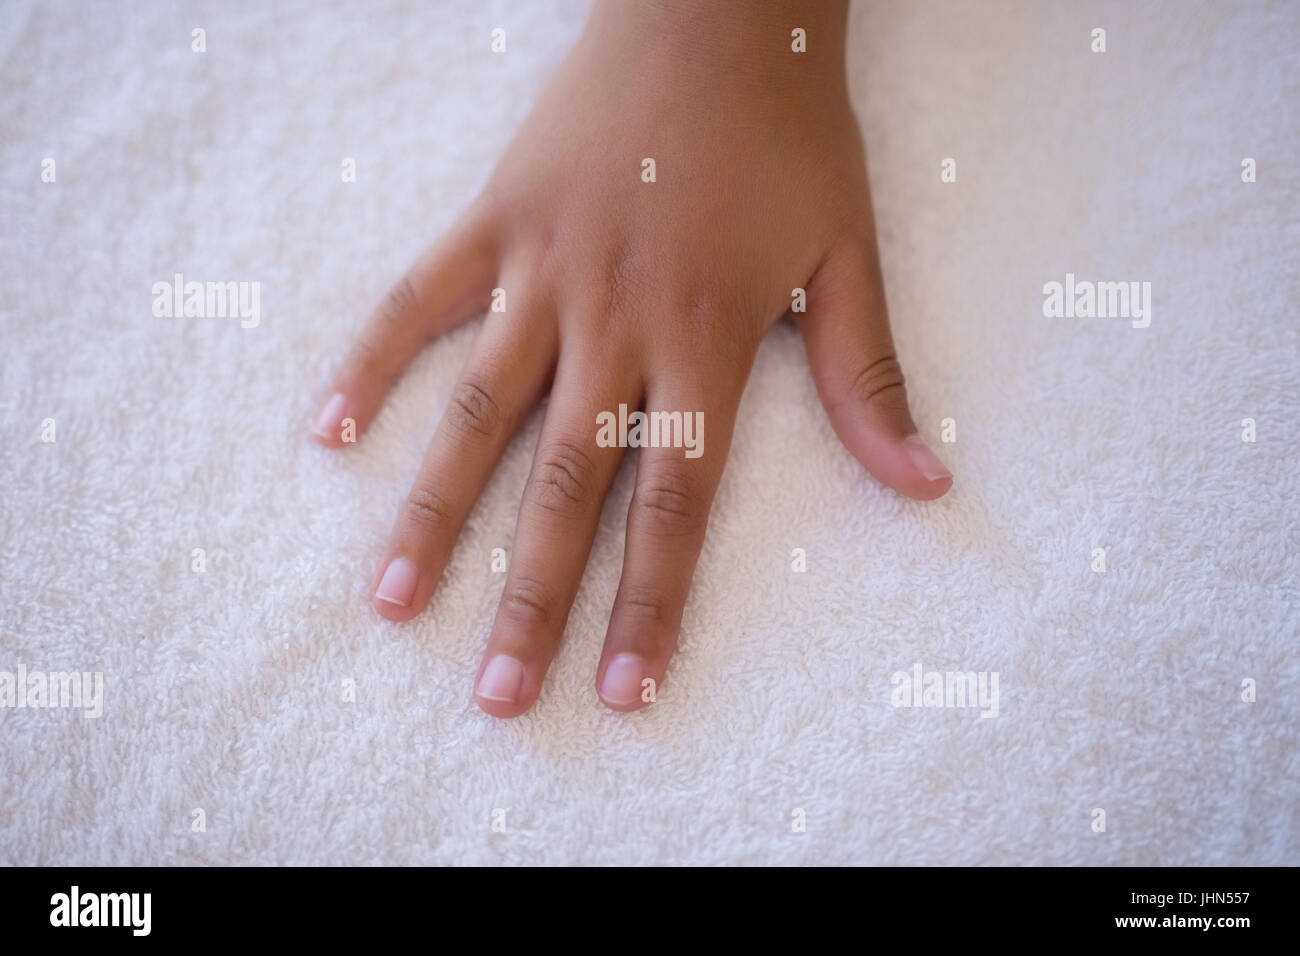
{"left": 312, "top": 0, "right": 952, "bottom": 716}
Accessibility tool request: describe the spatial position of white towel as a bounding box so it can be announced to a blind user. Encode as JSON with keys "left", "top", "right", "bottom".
{"left": 1, "top": 0, "right": 1295, "bottom": 865}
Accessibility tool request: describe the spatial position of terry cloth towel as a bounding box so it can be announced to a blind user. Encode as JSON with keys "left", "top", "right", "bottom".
{"left": 0, "top": 0, "right": 1296, "bottom": 864}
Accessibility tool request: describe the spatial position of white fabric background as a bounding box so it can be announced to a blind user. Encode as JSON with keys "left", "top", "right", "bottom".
{"left": 1, "top": 0, "right": 1296, "bottom": 865}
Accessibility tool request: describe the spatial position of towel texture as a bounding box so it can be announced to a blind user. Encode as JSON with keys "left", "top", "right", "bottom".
{"left": 1, "top": 0, "right": 1296, "bottom": 865}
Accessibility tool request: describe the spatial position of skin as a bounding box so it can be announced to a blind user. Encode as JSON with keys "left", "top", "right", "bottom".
{"left": 312, "top": 0, "right": 952, "bottom": 717}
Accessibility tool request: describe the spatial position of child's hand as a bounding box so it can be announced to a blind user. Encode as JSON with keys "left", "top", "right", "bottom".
{"left": 312, "top": 0, "right": 952, "bottom": 716}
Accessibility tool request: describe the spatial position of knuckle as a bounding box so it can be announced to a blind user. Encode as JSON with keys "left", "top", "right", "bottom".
{"left": 684, "top": 285, "right": 723, "bottom": 329}
{"left": 615, "top": 583, "right": 673, "bottom": 627}
{"left": 599, "top": 241, "right": 649, "bottom": 321}
{"left": 374, "top": 276, "right": 419, "bottom": 328}
{"left": 500, "top": 576, "right": 553, "bottom": 627}
{"left": 633, "top": 467, "right": 707, "bottom": 538}
{"left": 528, "top": 439, "right": 600, "bottom": 518}
{"left": 672, "top": 281, "right": 723, "bottom": 339}
{"left": 349, "top": 337, "right": 388, "bottom": 382}
{"left": 446, "top": 378, "right": 504, "bottom": 440}
{"left": 669, "top": 282, "right": 756, "bottom": 366}
{"left": 845, "top": 354, "right": 907, "bottom": 410}
{"left": 403, "top": 486, "right": 454, "bottom": 535}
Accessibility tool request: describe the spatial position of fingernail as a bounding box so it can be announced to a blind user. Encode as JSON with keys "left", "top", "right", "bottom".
{"left": 374, "top": 557, "right": 419, "bottom": 607}
{"left": 312, "top": 392, "right": 346, "bottom": 439}
{"left": 903, "top": 434, "right": 952, "bottom": 482}
{"left": 600, "top": 653, "right": 647, "bottom": 706}
{"left": 476, "top": 655, "right": 525, "bottom": 703}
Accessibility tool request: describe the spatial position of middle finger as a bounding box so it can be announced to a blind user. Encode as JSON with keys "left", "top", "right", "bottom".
{"left": 473, "top": 337, "right": 640, "bottom": 716}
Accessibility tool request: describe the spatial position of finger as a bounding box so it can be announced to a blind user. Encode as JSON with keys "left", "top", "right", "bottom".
{"left": 596, "top": 367, "right": 746, "bottom": 712}
{"left": 797, "top": 237, "right": 952, "bottom": 500}
{"left": 474, "top": 346, "right": 638, "bottom": 717}
{"left": 312, "top": 201, "right": 499, "bottom": 447}
{"left": 371, "top": 293, "right": 558, "bottom": 621}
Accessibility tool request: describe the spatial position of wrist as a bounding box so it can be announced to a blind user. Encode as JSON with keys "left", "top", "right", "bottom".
{"left": 581, "top": 0, "right": 849, "bottom": 96}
